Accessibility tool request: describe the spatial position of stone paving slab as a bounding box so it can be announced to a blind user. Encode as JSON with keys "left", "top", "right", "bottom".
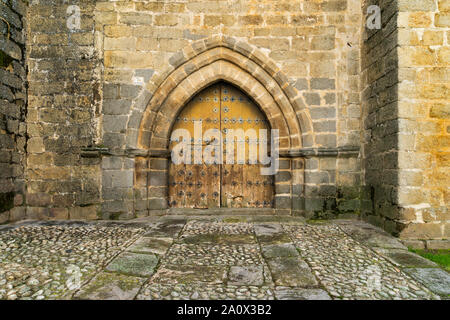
{"left": 267, "top": 257, "right": 318, "bottom": 287}
{"left": 0, "top": 217, "right": 447, "bottom": 300}
{"left": 183, "top": 221, "right": 254, "bottom": 235}
{"left": 254, "top": 224, "right": 292, "bottom": 244}
{"left": 338, "top": 222, "right": 408, "bottom": 250}
{"left": 261, "top": 244, "right": 300, "bottom": 258}
{"left": 136, "top": 283, "right": 275, "bottom": 300}
{"left": 404, "top": 268, "right": 450, "bottom": 296}
{"left": 220, "top": 216, "right": 305, "bottom": 224}
{"left": 180, "top": 233, "right": 256, "bottom": 245}
{"left": 127, "top": 237, "right": 173, "bottom": 255}
{"left": 373, "top": 248, "right": 439, "bottom": 268}
{"left": 228, "top": 265, "right": 265, "bottom": 286}
{"left": 74, "top": 272, "right": 145, "bottom": 300}
{"left": 257, "top": 233, "right": 292, "bottom": 244}
{"left": 105, "top": 252, "right": 159, "bottom": 277}
{"left": 254, "top": 223, "right": 284, "bottom": 235}
{"left": 164, "top": 243, "right": 263, "bottom": 266}
{"left": 274, "top": 287, "right": 332, "bottom": 300}
{"left": 142, "top": 219, "right": 186, "bottom": 238}
{"left": 151, "top": 265, "right": 228, "bottom": 284}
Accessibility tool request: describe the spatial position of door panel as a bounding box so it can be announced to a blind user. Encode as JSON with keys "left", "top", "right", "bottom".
{"left": 169, "top": 84, "right": 221, "bottom": 208}
{"left": 220, "top": 84, "right": 273, "bottom": 208}
{"left": 168, "top": 82, "right": 273, "bottom": 209}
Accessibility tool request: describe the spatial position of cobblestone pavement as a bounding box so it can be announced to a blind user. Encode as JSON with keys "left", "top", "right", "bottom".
{"left": 0, "top": 217, "right": 448, "bottom": 300}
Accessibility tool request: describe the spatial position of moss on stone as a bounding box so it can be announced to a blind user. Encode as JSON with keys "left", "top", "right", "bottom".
{"left": 110, "top": 213, "right": 122, "bottom": 220}
{"left": 105, "top": 252, "right": 158, "bottom": 277}
{"left": 409, "top": 248, "right": 450, "bottom": 271}
{"left": 88, "top": 272, "right": 141, "bottom": 292}
{"left": 222, "top": 216, "right": 248, "bottom": 223}
{"left": 306, "top": 219, "right": 330, "bottom": 225}
{"left": 0, "top": 50, "right": 13, "bottom": 68}
{"left": 76, "top": 271, "right": 144, "bottom": 299}
{"left": 0, "top": 192, "right": 14, "bottom": 213}
{"left": 182, "top": 233, "right": 255, "bottom": 244}
{"left": 257, "top": 233, "right": 292, "bottom": 244}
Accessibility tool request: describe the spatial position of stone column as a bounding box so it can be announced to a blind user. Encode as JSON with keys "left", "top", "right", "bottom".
{"left": 134, "top": 156, "right": 149, "bottom": 218}
{"left": 101, "top": 155, "right": 135, "bottom": 219}
{"left": 147, "top": 156, "right": 169, "bottom": 215}
{"left": 274, "top": 157, "right": 292, "bottom": 215}
{"left": 291, "top": 158, "right": 305, "bottom": 216}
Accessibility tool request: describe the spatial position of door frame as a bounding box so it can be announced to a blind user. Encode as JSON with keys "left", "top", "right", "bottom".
{"left": 167, "top": 82, "right": 276, "bottom": 209}
{"left": 130, "top": 38, "right": 316, "bottom": 217}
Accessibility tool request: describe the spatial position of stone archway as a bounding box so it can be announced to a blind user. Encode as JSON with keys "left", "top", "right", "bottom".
{"left": 132, "top": 35, "right": 312, "bottom": 214}
{"left": 143, "top": 59, "right": 293, "bottom": 152}
{"left": 168, "top": 81, "right": 275, "bottom": 209}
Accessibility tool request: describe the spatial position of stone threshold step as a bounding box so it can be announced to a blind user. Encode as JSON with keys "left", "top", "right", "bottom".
{"left": 165, "top": 208, "right": 277, "bottom": 215}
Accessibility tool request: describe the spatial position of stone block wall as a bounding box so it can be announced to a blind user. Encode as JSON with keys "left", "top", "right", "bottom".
{"left": 361, "top": 0, "right": 399, "bottom": 231}
{"left": 395, "top": 0, "right": 449, "bottom": 242}
{"left": 25, "top": 0, "right": 102, "bottom": 220}
{"left": 1, "top": 0, "right": 446, "bottom": 246}
{"left": 0, "top": 0, "right": 27, "bottom": 223}
{"left": 97, "top": 0, "right": 363, "bottom": 219}
{"left": 361, "top": 0, "right": 449, "bottom": 246}
{"left": 2, "top": 0, "right": 365, "bottom": 221}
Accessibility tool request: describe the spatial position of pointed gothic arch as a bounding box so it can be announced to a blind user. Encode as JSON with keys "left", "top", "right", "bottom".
{"left": 131, "top": 35, "right": 315, "bottom": 156}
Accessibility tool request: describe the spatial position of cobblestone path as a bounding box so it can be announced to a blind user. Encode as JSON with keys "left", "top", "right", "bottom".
{"left": 0, "top": 217, "right": 448, "bottom": 300}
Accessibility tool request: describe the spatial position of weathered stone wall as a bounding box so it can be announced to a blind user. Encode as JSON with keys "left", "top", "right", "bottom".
{"left": 361, "top": 0, "right": 449, "bottom": 247}
{"left": 361, "top": 0, "right": 399, "bottom": 232}
{"left": 0, "top": 0, "right": 27, "bottom": 223}
{"left": 395, "top": 0, "right": 449, "bottom": 245}
{"left": 302, "top": 0, "right": 363, "bottom": 219}
{"left": 1, "top": 0, "right": 447, "bottom": 246}
{"left": 25, "top": 0, "right": 102, "bottom": 220}
{"left": 97, "top": 0, "right": 363, "bottom": 219}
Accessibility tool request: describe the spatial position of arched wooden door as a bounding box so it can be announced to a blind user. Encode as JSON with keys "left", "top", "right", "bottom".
{"left": 168, "top": 82, "right": 274, "bottom": 209}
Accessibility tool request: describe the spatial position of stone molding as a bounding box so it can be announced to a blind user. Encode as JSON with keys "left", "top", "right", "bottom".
{"left": 94, "top": 146, "right": 360, "bottom": 159}
{"left": 131, "top": 35, "right": 315, "bottom": 154}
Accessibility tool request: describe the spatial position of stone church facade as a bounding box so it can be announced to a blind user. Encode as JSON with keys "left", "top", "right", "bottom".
{"left": 0, "top": 0, "right": 448, "bottom": 248}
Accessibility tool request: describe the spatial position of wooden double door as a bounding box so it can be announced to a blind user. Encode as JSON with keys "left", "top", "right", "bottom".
{"left": 168, "top": 82, "right": 274, "bottom": 208}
